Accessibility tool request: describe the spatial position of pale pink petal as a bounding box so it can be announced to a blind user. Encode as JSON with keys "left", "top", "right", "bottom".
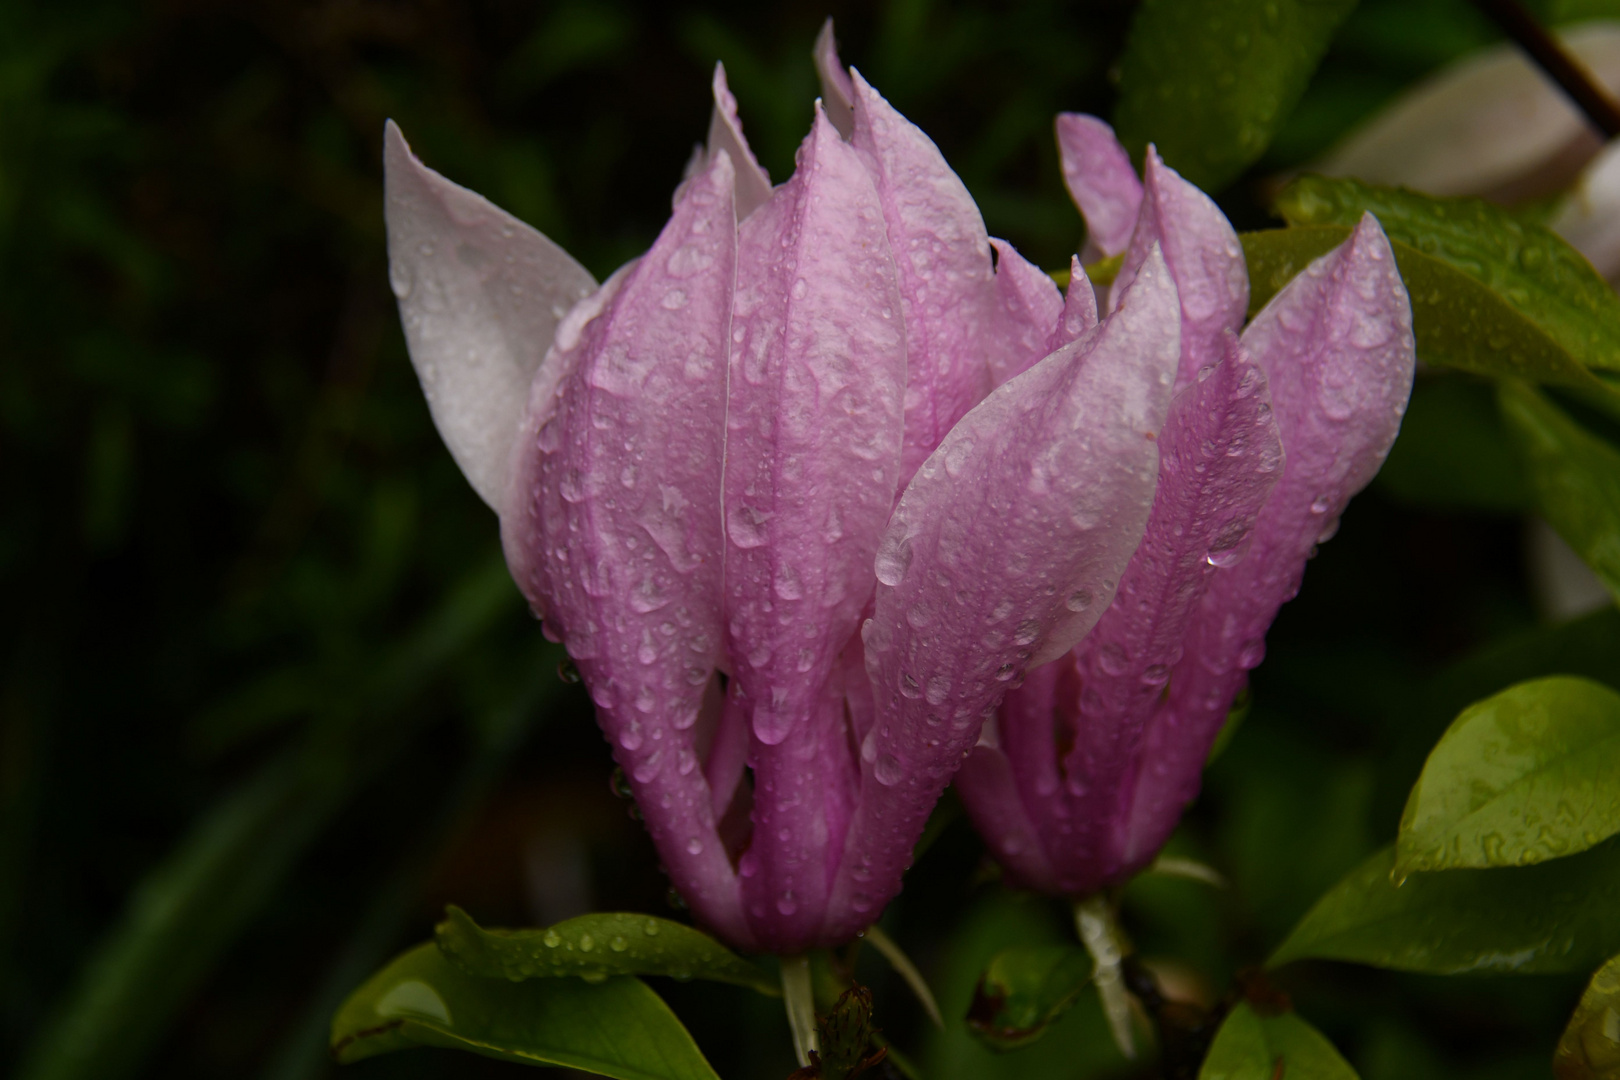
{"left": 707, "top": 63, "right": 773, "bottom": 219}
{"left": 850, "top": 70, "right": 1005, "bottom": 481}
{"left": 1123, "top": 213, "right": 1414, "bottom": 868}
{"left": 1049, "top": 255, "right": 1099, "bottom": 352}
{"left": 814, "top": 18, "right": 856, "bottom": 140}
{"left": 384, "top": 120, "right": 596, "bottom": 510}
{"left": 1551, "top": 138, "right": 1620, "bottom": 279}
{"left": 1056, "top": 113, "right": 1143, "bottom": 259}
{"left": 501, "top": 152, "right": 749, "bottom": 946}
{"left": 1112, "top": 147, "right": 1248, "bottom": 392}
{"left": 1313, "top": 24, "right": 1620, "bottom": 197}
{"left": 722, "top": 109, "right": 907, "bottom": 945}
{"left": 823, "top": 247, "right": 1181, "bottom": 944}
{"left": 987, "top": 237, "right": 1064, "bottom": 387}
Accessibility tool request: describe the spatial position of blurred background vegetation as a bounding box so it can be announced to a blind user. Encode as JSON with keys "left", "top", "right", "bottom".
{"left": 3, "top": 0, "right": 1617, "bottom": 1077}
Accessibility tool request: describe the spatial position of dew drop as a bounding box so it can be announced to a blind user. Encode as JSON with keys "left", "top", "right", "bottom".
{"left": 873, "top": 753, "right": 904, "bottom": 786}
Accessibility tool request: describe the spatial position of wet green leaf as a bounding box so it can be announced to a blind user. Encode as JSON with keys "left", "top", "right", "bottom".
{"left": 434, "top": 905, "right": 777, "bottom": 996}
{"left": 1554, "top": 952, "right": 1620, "bottom": 1079}
{"left": 1271, "top": 841, "right": 1620, "bottom": 973}
{"left": 1500, "top": 383, "right": 1620, "bottom": 601}
{"left": 330, "top": 942, "right": 720, "bottom": 1079}
{"left": 1242, "top": 227, "right": 1612, "bottom": 393}
{"left": 1398, "top": 677, "right": 1620, "bottom": 877}
{"left": 1200, "top": 1002, "right": 1359, "bottom": 1080}
{"left": 1113, "top": 0, "right": 1357, "bottom": 191}
{"left": 965, "top": 944, "right": 1092, "bottom": 1050}
{"left": 1276, "top": 176, "right": 1620, "bottom": 374}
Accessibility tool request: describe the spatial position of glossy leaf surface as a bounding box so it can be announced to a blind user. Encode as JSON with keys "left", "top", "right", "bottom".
{"left": 1113, "top": 0, "right": 1357, "bottom": 191}
{"left": 1271, "top": 842, "right": 1620, "bottom": 974}
{"left": 434, "top": 905, "right": 777, "bottom": 996}
{"left": 1554, "top": 952, "right": 1620, "bottom": 1079}
{"left": 1500, "top": 383, "right": 1620, "bottom": 601}
{"left": 1398, "top": 676, "right": 1620, "bottom": 876}
{"left": 330, "top": 943, "right": 721, "bottom": 1079}
{"left": 1242, "top": 227, "right": 1610, "bottom": 392}
{"left": 965, "top": 944, "right": 1092, "bottom": 1050}
{"left": 1199, "top": 1002, "right": 1358, "bottom": 1080}
{"left": 1277, "top": 176, "right": 1620, "bottom": 374}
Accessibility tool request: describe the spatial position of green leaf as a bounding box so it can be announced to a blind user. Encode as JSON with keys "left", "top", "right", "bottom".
{"left": 1242, "top": 227, "right": 1612, "bottom": 393}
{"left": 434, "top": 905, "right": 778, "bottom": 996}
{"left": 1113, "top": 0, "right": 1358, "bottom": 191}
{"left": 1553, "top": 952, "right": 1620, "bottom": 1079}
{"left": 1397, "top": 676, "right": 1620, "bottom": 877}
{"left": 1270, "top": 841, "right": 1620, "bottom": 974}
{"left": 1199, "top": 1002, "right": 1359, "bottom": 1080}
{"left": 1500, "top": 383, "right": 1620, "bottom": 601}
{"left": 965, "top": 945, "right": 1092, "bottom": 1050}
{"left": 330, "top": 943, "right": 721, "bottom": 1080}
{"left": 1276, "top": 176, "right": 1620, "bottom": 375}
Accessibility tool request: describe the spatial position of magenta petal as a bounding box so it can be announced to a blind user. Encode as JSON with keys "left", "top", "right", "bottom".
{"left": 814, "top": 18, "right": 856, "bottom": 140}
{"left": 851, "top": 70, "right": 1007, "bottom": 481}
{"left": 822, "top": 247, "right": 1182, "bottom": 944}
{"left": 1008, "top": 335, "right": 1282, "bottom": 894}
{"left": 988, "top": 238, "right": 1064, "bottom": 387}
{"left": 383, "top": 120, "right": 597, "bottom": 510}
{"left": 1112, "top": 148, "right": 1248, "bottom": 392}
{"left": 723, "top": 107, "right": 906, "bottom": 751}
{"left": 502, "top": 152, "right": 751, "bottom": 947}
{"left": 1055, "top": 114, "right": 1143, "bottom": 259}
{"left": 1050, "top": 255, "right": 1100, "bottom": 352}
{"left": 1125, "top": 212, "right": 1414, "bottom": 868}
{"left": 707, "top": 63, "right": 773, "bottom": 220}
{"left": 722, "top": 109, "right": 906, "bottom": 950}
{"left": 954, "top": 663, "right": 1063, "bottom": 893}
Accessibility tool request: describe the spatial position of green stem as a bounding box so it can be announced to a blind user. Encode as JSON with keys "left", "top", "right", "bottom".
{"left": 780, "top": 954, "right": 819, "bottom": 1068}
{"left": 860, "top": 925, "right": 943, "bottom": 1029}
{"left": 1074, "top": 895, "right": 1136, "bottom": 1060}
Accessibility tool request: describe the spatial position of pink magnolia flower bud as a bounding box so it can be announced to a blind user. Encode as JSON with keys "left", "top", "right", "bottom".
{"left": 955, "top": 117, "right": 1416, "bottom": 896}
{"left": 385, "top": 55, "right": 1183, "bottom": 949}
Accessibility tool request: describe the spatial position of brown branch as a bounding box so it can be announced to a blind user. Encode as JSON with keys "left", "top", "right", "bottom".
{"left": 1472, "top": 0, "right": 1620, "bottom": 138}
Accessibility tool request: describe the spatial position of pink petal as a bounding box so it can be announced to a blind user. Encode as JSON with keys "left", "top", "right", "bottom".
{"left": 1112, "top": 147, "right": 1248, "bottom": 392}
{"left": 850, "top": 70, "right": 1008, "bottom": 482}
{"left": 823, "top": 246, "right": 1181, "bottom": 944}
{"left": 383, "top": 120, "right": 597, "bottom": 510}
{"left": 501, "top": 152, "right": 750, "bottom": 946}
{"left": 954, "top": 668, "right": 1063, "bottom": 892}
{"left": 1055, "top": 114, "right": 1143, "bottom": 259}
{"left": 1050, "top": 255, "right": 1099, "bottom": 352}
{"left": 707, "top": 63, "right": 773, "bottom": 220}
{"left": 1123, "top": 212, "right": 1414, "bottom": 868}
{"left": 722, "top": 108, "right": 907, "bottom": 948}
{"left": 1006, "top": 336, "right": 1282, "bottom": 894}
{"left": 814, "top": 18, "right": 856, "bottom": 140}
{"left": 987, "top": 237, "right": 1064, "bottom": 387}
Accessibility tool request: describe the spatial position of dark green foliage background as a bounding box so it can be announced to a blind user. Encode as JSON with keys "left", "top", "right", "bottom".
{"left": 0, "top": 0, "right": 1608, "bottom": 1077}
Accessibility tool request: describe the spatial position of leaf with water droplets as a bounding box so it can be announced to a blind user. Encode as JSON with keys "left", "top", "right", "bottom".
{"left": 434, "top": 906, "right": 778, "bottom": 996}
{"left": 1397, "top": 676, "right": 1620, "bottom": 877}
{"left": 1270, "top": 840, "right": 1620, "bottom": 974}
{"left": 1499, "top": 383, "right": 1620, "bottom": 603}
{"left": 965, "top": 944, "right": 1092, "bottom": 1050}
{"left": 1554, "top": 951, "right": 1620, "bottom": 1079}
{"left": 1198, "top": 1001, "right": 1358, "bottom": 1080}
{"left": 330, "top": 942, "right": 721, "bottom": 1079}
{"left": 1244, "top": 226, "right": 1617, "bottom": 396}
{"left": 1277, "top": 176, "right": 1620, "bottom": 376}
{"left": 1113, "top": 0, "right": 1357, "bottom": 191}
